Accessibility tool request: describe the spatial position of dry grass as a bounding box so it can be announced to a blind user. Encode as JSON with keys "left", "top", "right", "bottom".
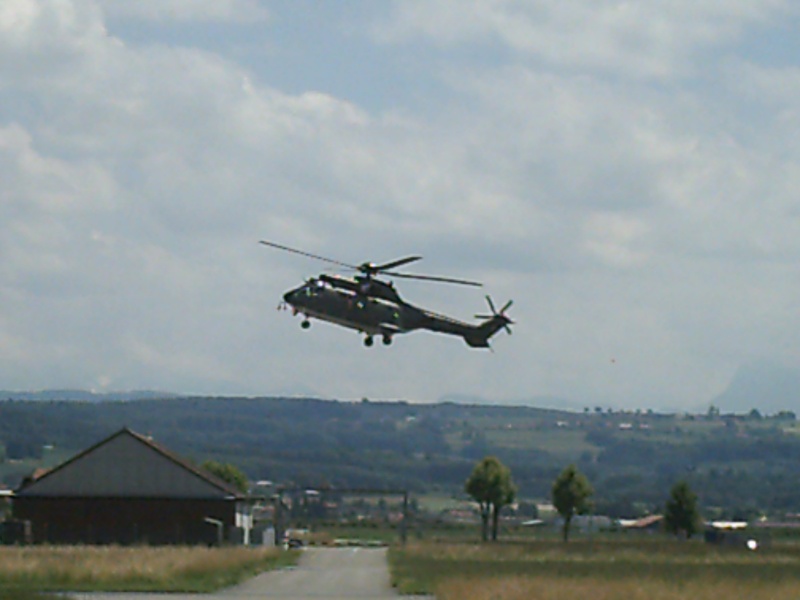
{"left": 0, "top": 545, "right": 295, "bottom": 592}
{"left": 435, "top": 576, "right": 800, "bottom": 600}
{"left": 390, "top": 540, "right": 800, "bottom": 598}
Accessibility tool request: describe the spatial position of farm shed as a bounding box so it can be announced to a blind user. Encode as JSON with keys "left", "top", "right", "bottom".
{"left": 12, "top": 428, "right": 251, "bottom": 545}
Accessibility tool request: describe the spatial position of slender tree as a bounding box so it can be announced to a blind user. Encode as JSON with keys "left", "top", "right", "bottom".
{"left": 465, "top": 456, "right": 516, "bottom": 541}
{"left": 664, "top": 480, "right": 701, "bottom": 539}
{"left": 551, "top": 464, "right": 593, "bottom": 542}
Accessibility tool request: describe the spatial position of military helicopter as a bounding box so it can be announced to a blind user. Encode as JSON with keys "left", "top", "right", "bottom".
{"left": 260, "top": 240, "right": 513, "bottom": 348}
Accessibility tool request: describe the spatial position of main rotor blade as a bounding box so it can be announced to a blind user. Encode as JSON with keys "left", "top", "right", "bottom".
{"left": 259, "top": 241, "right": 356, "bottom": 270}
{"left": 386, "top": 271, "right": 483, "bottom": 287}
{"left": 372, "top": 256, "right": 422, "bottom": 272}
{"left": 260, "top": 240, "right": 480, "bottom": 286}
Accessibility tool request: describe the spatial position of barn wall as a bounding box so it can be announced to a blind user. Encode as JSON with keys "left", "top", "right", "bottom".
{"left": 13, "top": 497, "right": 236, "bottom": 545}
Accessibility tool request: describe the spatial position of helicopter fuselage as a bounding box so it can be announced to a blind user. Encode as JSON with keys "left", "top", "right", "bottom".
{"left": 261, "top": 239, "right": 512, "bottom": 348}
{"left": 281, "top": 277, "right": 510, "bottom": 348}
{"left": 282, "top": 279, "right": 424, "bottom": 346}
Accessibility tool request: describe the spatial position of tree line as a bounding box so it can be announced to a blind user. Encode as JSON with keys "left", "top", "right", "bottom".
{"left": 465, "top": 455, "right": 700, "bottom": 542}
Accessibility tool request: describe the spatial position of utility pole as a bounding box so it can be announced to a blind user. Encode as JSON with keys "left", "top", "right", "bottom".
{"left": 401, "top": 491, "right": 408, "bottom": 545}
{"left": 273, "top": 492, "right": 285, "bottom": 548}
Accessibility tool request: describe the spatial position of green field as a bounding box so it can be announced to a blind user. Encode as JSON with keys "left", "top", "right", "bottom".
{"left": 389, "top": 539, "right": 800, "bottom": 599}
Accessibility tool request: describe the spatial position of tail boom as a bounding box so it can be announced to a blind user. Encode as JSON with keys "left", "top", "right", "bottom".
{"left": 463, "top": 316, "right": 512, "bottom": 348}
{"left": 419, "top": 296, "right": 513, "bottom": 348}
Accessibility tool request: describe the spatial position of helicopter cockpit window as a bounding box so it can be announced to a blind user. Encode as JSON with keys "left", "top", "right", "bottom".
{"left": 303, "top": 280, "right": 325, "bottom": 297}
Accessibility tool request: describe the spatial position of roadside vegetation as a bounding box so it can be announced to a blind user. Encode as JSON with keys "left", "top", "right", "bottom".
{"left": 389, "top": 539, "right": 800, "bottom": 599}
{"left": 0, "top": 545, "right": 296, "bottom": 593}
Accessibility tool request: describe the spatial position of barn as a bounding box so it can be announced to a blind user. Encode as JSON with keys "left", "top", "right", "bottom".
{"left": 13, "top": 428, "right": 251, "bottom": 545}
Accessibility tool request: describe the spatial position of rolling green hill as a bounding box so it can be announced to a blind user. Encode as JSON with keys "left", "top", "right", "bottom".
{"left": 0, "top": 396, "right": 798, "bottom": 519}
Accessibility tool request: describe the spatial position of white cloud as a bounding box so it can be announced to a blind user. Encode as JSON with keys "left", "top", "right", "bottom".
{"left": 377, "top": 0, "right": 796, "bottom": 79}
{"left": 1, "top": 1, "right": 800, "bottom": 409}
{"left": 96, "top": 0, "right": 269, "bottom": 24}
{"left": 583, "top": 213, "right": 650, "bottom": 268}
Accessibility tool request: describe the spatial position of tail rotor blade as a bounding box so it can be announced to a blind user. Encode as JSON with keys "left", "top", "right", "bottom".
{"left": 476, "top": 294, "right": 514, "bottom": 338}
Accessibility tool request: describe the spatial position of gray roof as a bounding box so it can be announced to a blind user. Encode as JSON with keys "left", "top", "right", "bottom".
{"left": 15, "top": 428, "right": 243, "bottom": 499}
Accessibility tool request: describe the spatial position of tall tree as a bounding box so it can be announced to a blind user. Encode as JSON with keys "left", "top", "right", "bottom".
{"left": 465, "top": 456, "right": 516, "bottom": 541}
{"left": 664, "top": 480, "right": 701, "bottom": 538}
{"left": 551, "top": 464, "right": 593, "bottom": 542}
{"left": 201, "top": 460, "right": 249, "bottom": 494}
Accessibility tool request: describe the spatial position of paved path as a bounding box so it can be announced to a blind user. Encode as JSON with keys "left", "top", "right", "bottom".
{"left": 226, "top": 547, "right": 400, "bottom": 599}
{"left": 79, "top": 547, "right": 430, "bottom": 600}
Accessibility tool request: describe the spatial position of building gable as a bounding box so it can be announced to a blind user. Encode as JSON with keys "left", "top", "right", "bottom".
{"left": 16, "top": 429, "right": 239, "bottom": 499}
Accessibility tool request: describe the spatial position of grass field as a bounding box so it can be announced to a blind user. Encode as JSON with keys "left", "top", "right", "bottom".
{"left": 0, "top": 592, "right": 50, "bottom": 600}
{"left": 0, "top": 545, "right": 297, "bottom": 593}
{"left": 389, "top": 539, "right": 800, "bottom": 599}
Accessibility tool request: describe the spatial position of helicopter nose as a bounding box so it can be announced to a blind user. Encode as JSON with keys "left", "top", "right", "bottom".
{"left": 283, "top": 290, "right": 295, "bottom": 304}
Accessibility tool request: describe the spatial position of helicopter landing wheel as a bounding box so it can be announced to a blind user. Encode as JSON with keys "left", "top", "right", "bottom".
{"left": 301, "top": 320, "right": 311, "bottom": 329}
{"left": 364, "top": 336, "right": 374, "bottom": 347}
{"left": 382, "top": 335, "right": 392, "bottom": 346}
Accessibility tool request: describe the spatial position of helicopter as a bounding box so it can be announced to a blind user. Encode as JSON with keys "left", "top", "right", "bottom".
{"left": 260, "top": 240, "right": 513, "bottom": 348}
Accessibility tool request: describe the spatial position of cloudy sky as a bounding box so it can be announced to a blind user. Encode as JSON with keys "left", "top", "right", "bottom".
{"left": 2, "top": 0, "right": 800, "bottom": 411}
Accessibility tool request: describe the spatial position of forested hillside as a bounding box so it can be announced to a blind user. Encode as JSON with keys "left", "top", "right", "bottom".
{"left": 1, "top": 396, "right": 799, "bottom": 519}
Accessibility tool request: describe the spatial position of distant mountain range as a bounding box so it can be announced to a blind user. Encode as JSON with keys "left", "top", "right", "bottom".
{"left": 4, "top": 361, "right": 799, "bottom": 413}
{"left": 0, "top": 389, "right": 181, "bottom": 402}
{"left": 442, "top": 361, "right": 800, "bottom": 415}
{"left": 712, "top": 361, "right": 800, "bottom": 414}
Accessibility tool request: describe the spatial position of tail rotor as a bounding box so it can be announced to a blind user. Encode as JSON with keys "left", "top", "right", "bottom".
{"left": 475, "top": 295, "right": 514, "bottom": 336}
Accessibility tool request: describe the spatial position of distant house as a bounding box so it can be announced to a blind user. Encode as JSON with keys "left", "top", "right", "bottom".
{"left": 619, "top": 514, "right": 663, "bottom": 532}
{"left": 13, "top": 428, "right": 250, "bottom": 545}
